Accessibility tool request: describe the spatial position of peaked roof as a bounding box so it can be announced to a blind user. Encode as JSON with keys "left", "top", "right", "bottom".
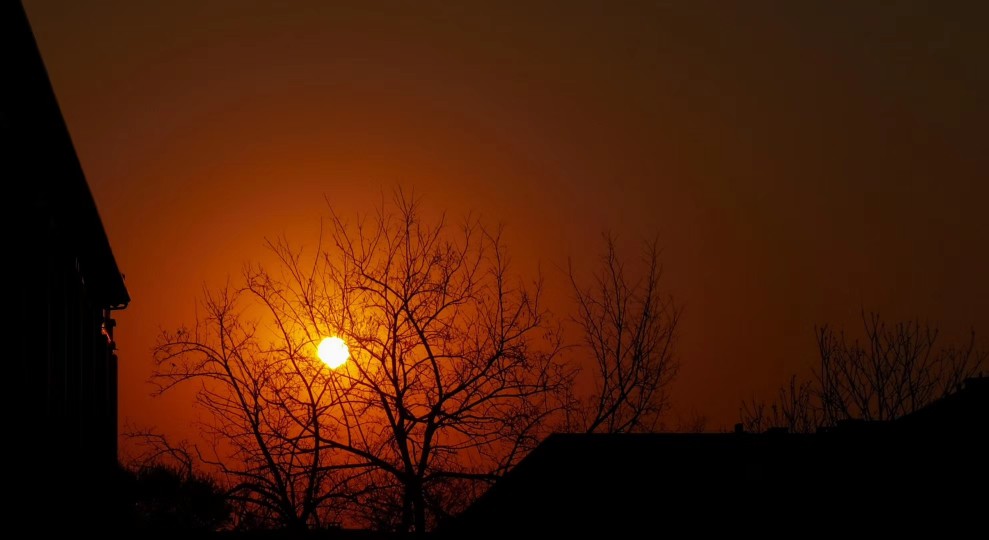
{"left": 5, "top": 1, "right": 129, "bottom": 309}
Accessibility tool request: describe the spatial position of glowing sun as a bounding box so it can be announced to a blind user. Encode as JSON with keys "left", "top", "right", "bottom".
{"left": 317, "top": 336, "right": 349, "bottom": 369}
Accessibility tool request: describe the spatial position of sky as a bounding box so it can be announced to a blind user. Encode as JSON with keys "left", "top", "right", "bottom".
{"left": 24, "top": 0, "right": 988, "bottom": 437}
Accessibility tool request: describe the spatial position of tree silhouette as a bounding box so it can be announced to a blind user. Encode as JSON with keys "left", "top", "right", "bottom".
{"left": 153, "top": 286, "right": 356, "bottom": 529}
{"left": 739, "top": 375, "right": 819, "bottom": 434}
{"left": 568, "top": 235, "right": 680, "bottom": 433}
{"left": 741, "top": 311, "right": 986, "bottom": 433}
{"left": 153, "top": 193, "right": 570, "bottom": 532}
{"left": 124, "top": 464, "right": 232, "bottom": 532}
{"left": 116, "top": 432, "right": 232, "bottom": 532}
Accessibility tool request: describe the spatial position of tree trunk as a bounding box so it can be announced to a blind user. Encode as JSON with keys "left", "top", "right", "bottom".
{"left": 401, "top": 487, "right": 414, "bottom": 533}
{"left": 408, "top": 478, "right": 426, "bottom": 534}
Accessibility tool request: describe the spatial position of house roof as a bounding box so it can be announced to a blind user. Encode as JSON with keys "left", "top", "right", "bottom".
{"left": 895, "top": 376, "right": 989, "bottom": 432}
{"left": 447, "top": 431, "right": 814, "bottom": 534}
{"left": 447, "top": 380, "right": 989, "bottom": 535}
{"left": 5, "top": 1, "right": 130, "bottom": 309}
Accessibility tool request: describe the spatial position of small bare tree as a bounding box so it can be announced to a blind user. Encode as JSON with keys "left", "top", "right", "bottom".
{"left": 568, "top": 235, "right": 680, "bottom": 433}
{"left": 123, "top": 429, "right": 196, "bottom": 477}
{"left": 740, "top": 312, "right": 986, "bottom": 433}
{"left": 153, "top": 192, "right": 571, "bottom": 532}
{"left": 817, "top": 312, "right": 986, "bottom": 425}
{"left": 739, "top": 376, "right": 819, "bottom": 434}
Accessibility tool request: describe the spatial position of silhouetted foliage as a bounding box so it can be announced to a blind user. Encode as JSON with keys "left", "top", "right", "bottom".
{"left": 132, "top": 465, "right": 232, "bottom": 532}
{"left": 117, "top": 431, "right": 232, "bottom": 531}
{"left": 114, "top": 462, "right": 231, "bottom": 533}
{"left": 152, "top": 192, "right": 571, "bottom": 532}
{"left": 741, "top": 311, "right": 987, "bottom": 432}
{"left": 568, "top": 235, "right": 680, "bottom": 433}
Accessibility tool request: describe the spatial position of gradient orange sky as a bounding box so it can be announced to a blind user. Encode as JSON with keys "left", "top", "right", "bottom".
{"left": 24, "top": 1, "right": 988, "bottom": 437}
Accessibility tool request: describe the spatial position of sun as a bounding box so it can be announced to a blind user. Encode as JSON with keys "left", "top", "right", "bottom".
{"left": 317, "top": 336, "right": 349, "bottom": 369}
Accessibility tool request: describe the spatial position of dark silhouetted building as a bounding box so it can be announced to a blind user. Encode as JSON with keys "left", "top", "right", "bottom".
{"left": 6, "top": 1, "right": 130, "bottom": 529}
{"left": 449, "top": 378, "right": 988, "bottom": 536}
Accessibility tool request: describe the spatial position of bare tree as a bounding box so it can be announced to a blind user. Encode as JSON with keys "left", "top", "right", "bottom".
{"left": 123, "top": 428, "right": 196, "bottom": 477}
{"left": 153, "top": 192, "right": 570, "bottom": 532}
{"left": 568, "top": 235, "right": 680, "bottom": 433}
{"left": 740, "top": 312, "right": 986, "bottom": 433}
{"left": 739, "top": 376, "right": 819, "bottom": 434}
{"left": 817, "top": 312, "right": 986, "bottom": 425}
{"left": 153, "top": 286, "right": 363, "bottom": 529}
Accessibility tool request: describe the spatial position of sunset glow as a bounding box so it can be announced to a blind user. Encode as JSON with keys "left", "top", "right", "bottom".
{"left": 317, "top": 336, "right": 349, "bottom": 369}
{"left": 23, "top": 0, "right": 988, "bottom": 479}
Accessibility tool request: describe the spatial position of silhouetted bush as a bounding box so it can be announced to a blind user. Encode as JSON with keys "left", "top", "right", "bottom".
{"left": 117, "top": 463, "right": 231, "bottom": 532}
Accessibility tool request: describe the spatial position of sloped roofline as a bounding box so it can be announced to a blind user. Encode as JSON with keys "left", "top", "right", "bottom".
{"left": 7, "top": 1, "right": 130, "bottom": 309}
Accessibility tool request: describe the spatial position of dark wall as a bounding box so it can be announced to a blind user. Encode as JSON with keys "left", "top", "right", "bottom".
{"left": 6, "top": 1, "right": 128, "bottom": 530}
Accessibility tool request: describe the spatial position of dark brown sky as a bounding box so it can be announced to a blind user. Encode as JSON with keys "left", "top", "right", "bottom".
{"left": 24, "top": 0, "right": 988, "bottom": 435}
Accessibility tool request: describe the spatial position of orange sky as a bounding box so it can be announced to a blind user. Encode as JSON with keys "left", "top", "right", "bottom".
{"left": 24, "top": 1, "right": 989, "bottom": 438}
